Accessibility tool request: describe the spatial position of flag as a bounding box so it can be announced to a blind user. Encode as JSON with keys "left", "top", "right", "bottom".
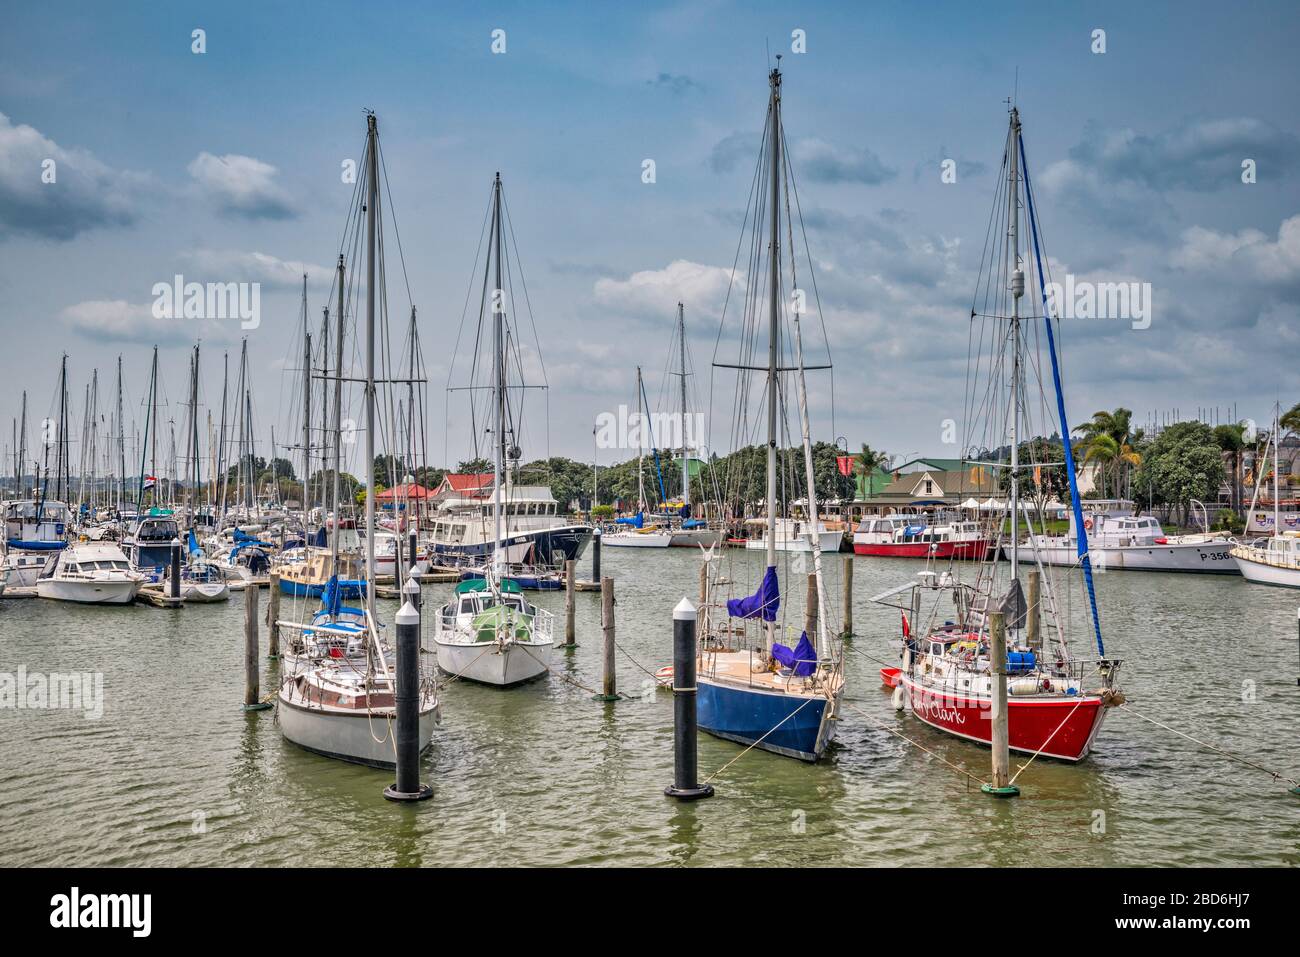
{"left": 901, "top": 610, "right": 910, "bottom": 638}
{"left": 142, "top": 475, "right": 157, "bottom": 490}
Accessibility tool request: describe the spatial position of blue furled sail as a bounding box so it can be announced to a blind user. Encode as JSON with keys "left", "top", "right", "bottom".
{"left": 1018, "top": 132, "right": 1105, "bottom": 658}
{"left": 615, "top": 512, "right": 645, "bottom": 528}
{"left": 727, "top": 565, "right": 780, "bottom": 621}
{"left": 310, "top": 525, "right": 327, "bottom": 548}
{"left": 186, "top": 529, "right": 201, "bottom": 557}
{"left": 682, "top": 518, "right": 705, "bottom": 529}
{"left": 771, "top": 632, "right": 817, "bottom": 677}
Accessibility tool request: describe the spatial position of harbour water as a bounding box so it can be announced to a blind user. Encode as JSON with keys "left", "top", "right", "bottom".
{"left": 2, "top": 548, "right": 1297, "bottom": 867}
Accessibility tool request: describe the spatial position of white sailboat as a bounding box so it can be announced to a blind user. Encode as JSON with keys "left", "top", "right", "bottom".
{"left": 277, "top": 112, "right": 438, "bottom": 768}
{"left": 1232, "top": 407, "right": 1300, "bottom": 587}
{"left": 432, "top": 173, "right": 554, "bottom": 687}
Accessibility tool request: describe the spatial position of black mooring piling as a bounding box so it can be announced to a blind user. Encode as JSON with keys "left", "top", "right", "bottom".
{"left": 403, "top": 573, "right": 420, "bottom": 615}
{"left": 385, "top": 599, "right": 432, "bottom": 802}
{"left": 591, "top": 526, "right": 602, "bottom": 583}
{"left": 408, "top": 532, "right": 418, "bottom": 572}
{"left": 665, "top": 597, "right": 713, "bottom": 801}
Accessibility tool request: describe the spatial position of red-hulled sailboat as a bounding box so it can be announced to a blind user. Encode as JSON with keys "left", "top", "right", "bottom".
{"left": 869, "top": 104, "right": 1122, "bottom": 763}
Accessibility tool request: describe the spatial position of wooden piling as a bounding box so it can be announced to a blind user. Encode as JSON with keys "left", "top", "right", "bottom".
{"left": 243, "top": 586, "right": 270, "bottom": 711}
{"left": 983, "top": 610, "right": 1017, "bottom": 797}
{"left": 564, "top": 559, "right": 576, "bottom": 647}
{"left": 266, "top": 572, "right": 281, "bottom": 659}
{"left": 597, "top": 576, "right": 618, "bottom": 700}
{"left": 842, "top": 558, "right": 854, "bottom": 639}
{"left": 698, "top": 560, "right": 708, "bottom": 636}
{"left": 1026, "top": 569, "right": 1041, "bottom": 651}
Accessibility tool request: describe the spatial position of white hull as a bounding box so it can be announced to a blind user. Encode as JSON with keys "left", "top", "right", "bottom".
{"left": 1233, "top": 554, "right": 1300, "bottom": 588}
{"left": 1020, "top": 537, "right": 1238, "bottom": 573}
{"left": 181, "top": 580, "right": 230, "bottom": 602}
{"left": 433, "top": 637, "right": 552, "bottom": 686}
{"left": 744, "top": 530, "right": 842, "bottom": 553}
{"left": 603, "top": 531, "right": 673, "bottom": 548}
{"left": 3, "top": 553, "right": 51, "bottom": 589}
{"left": 277, "top": 688, "right": 435, "bottom": 769}
{"left": 37, "top": 577, "right": 141, "bottom": 604}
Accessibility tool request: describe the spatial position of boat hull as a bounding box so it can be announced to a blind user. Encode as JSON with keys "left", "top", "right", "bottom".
{"left": 2, "top": 553, "right": 50, "bottom": 589}
{"left": 744, "top": 531, "right": 843, "bottom": 554}
{"left": 853, "top": 539, "right": 994, "bottom": 559}
{"left": 697, "top": 678, "right": 836, "bottom": 761}
{"left": 1233, "top": 553, "right": 1300, "bottom": 588}
{"left": 434, "top": 638, "right": 552, "bottom": 686}
{"left": 603, "top": 531, "right": 673, "bottom": 548}
{"left": 277, "top": 691, "right": 435, "bottom": 770}
{"left": 181, "top": 581, "right": 230, "bottom": 602}
{"left": 900, "top": 674, "right": 1107, "bottom": 762}
{"left": 1020, "top": 539, "right": 1237, "bottom": 574}
{"left": 36, "top": 578, "right": 142, "bottom": 605}
{"left": 430, "top": 525, "right": 592, "bottom": 567}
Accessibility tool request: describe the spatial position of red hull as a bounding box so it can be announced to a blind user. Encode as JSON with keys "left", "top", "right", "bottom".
{"left": 853, "top": 539, "right": 995, "bottom": 559}
{"left": 901, "top": 676, "right": 1107, "bottom": 761}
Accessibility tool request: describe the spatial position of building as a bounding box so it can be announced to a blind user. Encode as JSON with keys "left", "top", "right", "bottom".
{"left": 846, "top": 457, "right": 1004, "bottom": 521}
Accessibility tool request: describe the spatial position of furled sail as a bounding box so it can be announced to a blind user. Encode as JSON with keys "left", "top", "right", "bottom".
{"left": 727, "top": 564, "right": 780, "bottom": 621}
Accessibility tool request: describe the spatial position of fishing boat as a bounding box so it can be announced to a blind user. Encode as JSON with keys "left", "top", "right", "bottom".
{"left": 870, "top": 104, "right": 1122, "bottom": 763}
{"left": 276, "top": 112, "right": 437, "bottom": 768}
{"left": 431, "top": 173, "right": 556, "bottom": 687}
{"left": 35, "top": 540, "right": 145, "bottom": 604}
{"left": 694, "top": 61, "right": 845, "bottom": 762}
{"left": 1232, "top": 408, "right": 1300, "bottom": 587}
{"left": 741, "top": 516, "right": 843, "bottom": 554}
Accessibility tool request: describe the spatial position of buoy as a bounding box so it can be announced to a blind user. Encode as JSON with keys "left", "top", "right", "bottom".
{"left": 892, "top": 684, "right": 906, "bottom": 711}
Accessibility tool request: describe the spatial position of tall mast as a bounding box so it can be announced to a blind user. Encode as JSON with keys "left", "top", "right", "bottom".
{"left": 363, "top": 112, "right": 378, "bottom": 606}
{"left": 191, "top": 344, "right": 201, "bottom": 516}
{"left": 330, "top": 255, "right": 345, "bottom": 572}
{"left": 302, "top": 273, "right": 311, "bottom": 530}
{"left": 17, "top": 391, "right": 26, "bottom": 497}
{"left": 1273, "top": 403, "right": 1280, "bottom": 539}
{"left": 765, "top": 62, "right": 782, "bottom": 600}
{"left": 150, "top": 347, "right": 158, "bottom": 505}
{"left": 57, "top": 354, "right": 69, "bottom": 502}
{"left": 491, "top": 172, "right": 506, "bottom": 580}
{"left": 636, "top": 366, "right": 645, "bottom": 509}
{"left": 216, "top": 352, "right": 229, "bottom": 517}
{"left": 114, "top": 362, "right": 123, "bottom": 511}
{"left": 678, "top": 302, "right": 689, "bottom": 506}
{"left": 1007, "top": 106, "right": 1024, "bottom": 587}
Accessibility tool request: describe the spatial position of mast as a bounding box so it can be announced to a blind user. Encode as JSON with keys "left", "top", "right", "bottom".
{"left": 678, "top": 302, "right": 689, "bottom": 507}
{"left": 1007, "top": 106, "right": 1024, "bottom": 588}
{"left": 491, "top": 172, "right": 506, "bottom": 581}
{"left": 765, "top": 61, "right": 782, "bottom": 632}
{"left": 216, "top": 352, "right": 229, "bottom": 517}
{"left": 363, "top": 112, "right": 378, "bottom": 606}
{"left": 636, "top": 366, "right": 645, "bottom": 510}
{"left": 17, "top": 391, "right": 26, "bottom": 497}
{"left": 57, "top": 355, "right": 69, "bottom": 502}
{"left": 149, "top": 347, "right": 158, "bottom": 507}
{"left": 1273, "top": 404, "right": 1281, "bottom": 539}
{"left": 330, "top": 255, "right": 345, "bottom": 573}
{"left": 301, "top": 273, "right": 311, "bottom": 536}
{"left": 191, "top": 344, "right": 201, "bottom": 519}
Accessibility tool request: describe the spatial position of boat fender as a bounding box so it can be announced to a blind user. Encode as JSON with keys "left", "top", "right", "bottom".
{"left": 1083, "top": 518, "right": 1093, "bottom": 531}
{"left": 891, "top": 684, "right": 906, "bottom": 711}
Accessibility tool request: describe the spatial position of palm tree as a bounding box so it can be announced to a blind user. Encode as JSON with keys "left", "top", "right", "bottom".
{"left": 1213, "top": 423, "right": 1247, "bottom": 514}
{"left": 1280, "top": 401, "right": 1300, "bottom": 436}
{"left": 853, "top": 443, "right": 892, "bottom": 499}
{"left": 1073, "top": 407, "right": 1139, "bottom": 499}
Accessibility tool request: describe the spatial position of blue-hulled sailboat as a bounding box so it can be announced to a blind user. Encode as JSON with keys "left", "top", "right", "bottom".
{"left": 695, "top": 61, "right": 844, "bottom": 762}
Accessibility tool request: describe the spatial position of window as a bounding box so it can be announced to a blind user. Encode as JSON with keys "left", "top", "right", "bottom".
{"left": 924, "top": 480, "right": 933, "bottom": 494}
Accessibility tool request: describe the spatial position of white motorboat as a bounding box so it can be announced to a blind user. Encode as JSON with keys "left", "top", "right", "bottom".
{"left": 432, "top": 578, "right": 554, "bottom": 686}
{"left": 742, "top": 517, "right": 843, "bottom": 553}
{"left": 1021, "top": 510, "right": 1237, "bottom": 574}
{"left": 35, "top": 541, "right": 145, "bottom": 604}
{"left": 3, "top": 498, "right": 69, "bottom": 588}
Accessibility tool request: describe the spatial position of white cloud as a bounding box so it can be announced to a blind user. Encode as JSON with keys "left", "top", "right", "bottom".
{"left": 593, "top": 259, "right": 738, "bottom": 319}
{"left": 60, "top": 300, "right": 193, "bottom": 346}
{"left": 1172, "top": 214, "right": 1300, "bottom": 282}
{"left": 181, "top": 248, "right": 333, "bottom": 287}
{"left": 0, "top": 112, "right": 146, "bottom": 240}
{"left": 187, "top": 151, "right": 297, "bottom": 219}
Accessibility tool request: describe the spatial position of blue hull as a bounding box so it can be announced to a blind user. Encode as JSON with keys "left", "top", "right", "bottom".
{"left": 279, "top": 578, "right": 365, "bottom": 599}
{"left": 431, "top": 526, "right": 592, "bottom": 567}
{"left": 697, "top": 679, "right": 834, "bottom": 762}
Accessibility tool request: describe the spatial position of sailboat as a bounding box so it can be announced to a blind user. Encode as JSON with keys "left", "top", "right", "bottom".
{"left": 694, "top": 62, "right": 845, "bottom": 762}
{"left": 277, "top": 112, "right": 438, "bottom": 768}
{"left": 431, "top": 173, "right": 555, "bottom": 687}
{"left": 870, "top": 104, "right": 1123, "bottom": 762}
{"left": 1232, "top": 406, "right": 1300, "bottom": 587}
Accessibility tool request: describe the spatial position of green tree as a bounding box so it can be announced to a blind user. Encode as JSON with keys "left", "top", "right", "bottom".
{"left": 1073, "top": 407, "right": 1141, "bottom": 498}
{"left": 1132, "top": 421, "right": 1225, "bottom": 525}
{"left": 456, "top": 457, "right": 493, "bottom": 474}
{"left": 1279, "top": 402, "right": 1300, "bottom": 436}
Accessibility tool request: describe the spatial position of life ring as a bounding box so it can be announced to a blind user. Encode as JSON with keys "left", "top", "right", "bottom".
{"left": 1083, "top": 518, "right": 1093, "bottom": 531}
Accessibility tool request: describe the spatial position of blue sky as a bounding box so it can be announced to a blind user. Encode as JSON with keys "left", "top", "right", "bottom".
{"left": 2, "top": 1, "right": 1297, "bottom": 476}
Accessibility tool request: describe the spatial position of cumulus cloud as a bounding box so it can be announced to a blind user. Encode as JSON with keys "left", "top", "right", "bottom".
{"left": 1065, "top": 117, "right": 1298, "bottom": 192}
{"left": 1171, "top": 214, "right": 1300, "bottom": 283}
{"left": 181, "top": 248, "right": 333, "bottom": 287}
{"left": 60, "top": 300, "right": 194, "bottom": 346}
{"left": 187, "top": 151, "right": 297, "bottom": 219}
{"left": 593, "top": 259, "right": 739, "bottom": 320}
{"left": 0, "top": 112, "right": 145, "bottom": 241}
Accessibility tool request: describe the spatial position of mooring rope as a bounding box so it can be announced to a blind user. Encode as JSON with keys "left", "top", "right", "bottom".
{"left": 1117, "top": 703, "right": 1300, "bottom": 791}
{"left": 702, "top": 695, "right": 816, "bottom": 784}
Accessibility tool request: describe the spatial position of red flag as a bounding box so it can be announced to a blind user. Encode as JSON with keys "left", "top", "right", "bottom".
{"left": 901, "top": 611, "right": 910, "bottom": 638}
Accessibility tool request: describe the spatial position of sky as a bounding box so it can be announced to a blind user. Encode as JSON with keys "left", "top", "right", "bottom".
{"left": 2, "top": 0, "right": 1298, "bottom": 480}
